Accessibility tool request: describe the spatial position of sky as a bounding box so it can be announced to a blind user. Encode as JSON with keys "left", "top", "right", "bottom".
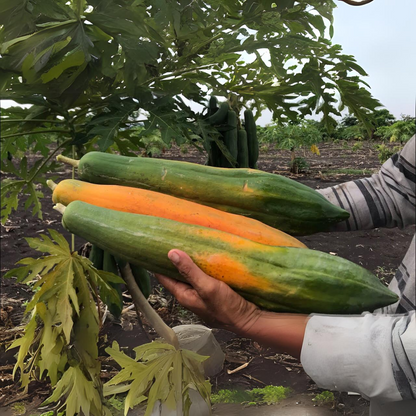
{"left": 332, "top": 0, "right": 415, "bottom": 118}
{"left": 257, "top": 0, "right": 416, "bottom": 125}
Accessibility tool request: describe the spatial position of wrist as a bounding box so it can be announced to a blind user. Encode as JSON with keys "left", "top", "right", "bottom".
{"left": 231, "top": 306, "right": 264, "bottom": 336}
{"left": 234, "top": 310, "right": 309, "bottom": 359}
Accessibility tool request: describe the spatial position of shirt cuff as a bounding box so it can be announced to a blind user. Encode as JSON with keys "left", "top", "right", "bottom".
{"left": 300, "top": 313, "right": 404, "bottom": 402}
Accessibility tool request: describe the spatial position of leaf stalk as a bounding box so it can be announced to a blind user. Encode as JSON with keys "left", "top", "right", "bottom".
{"left": 1, "top": 129, "right": 71, "bottom": 139}
{"left": 46, "top": 180, "right": 57, "bottom": 191}
{"left": 120, "top": 264, "right": 180, "bottom": 349}
{"left": 56, "top": 155, "right": 80, "bottom": 168}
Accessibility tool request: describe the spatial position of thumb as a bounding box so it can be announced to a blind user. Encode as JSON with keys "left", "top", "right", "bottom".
{"left": 168, "top": 249, "right": 218, "bottom": 296}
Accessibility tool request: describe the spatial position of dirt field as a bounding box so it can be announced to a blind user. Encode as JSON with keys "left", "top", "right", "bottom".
{"left": 1, "top": 141, "right": 414, "bottom": 415}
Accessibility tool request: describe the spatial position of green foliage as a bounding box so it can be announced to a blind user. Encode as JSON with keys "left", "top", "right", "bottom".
{"left": 312, "top": 390, "right": 335, "bottom": 406}
{"left": 291, "top": 157, "right": 310, "bottom": 173}
{"left": 104, "top": 341, "right": 211, "bottom": 416}
{"left": 108, "top": 396, "right": 125, "bottom": 412}
{"left": 375, "top": 144, "right": 395, "bottom": 164}
{"left": 258, "top": 122, "right": 323, "bottom": 148}
{"left": 1, "top": 0, "right": 383, "bottom": 223}
{"left": 211, "top": 389, "right": 253, "bottom": 404}
{"left": 258, "top": 121, "right": 321, "bottom": 173}
{"left": 4, "top": 230, "right": 124, "bottom": 416}
{"left": 375, "top": 116, "right": 415, "bottom": 144}
{"left": 335, "top": 108, "right": 396, "bottom": 141}
{"left": 335, "top": 124, "right": 366, "bottom": 141}
{"left": 11, "top": 402, "right": 26, "bottom": 415}
{"left": 212, "top": 385, "right": 291, "bottom": 406}
{"left": 352, "top": 142, "right": 362, "bottom": 152}
{"left": 251, "top": 385, "right": 291, "bottom": 405}
{"left": 372, "top": 109, "right": 395, "bottom": 128}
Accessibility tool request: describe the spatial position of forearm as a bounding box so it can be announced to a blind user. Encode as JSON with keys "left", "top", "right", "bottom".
{"left": 233, "top": 311, "right": 309, "bottom": 359}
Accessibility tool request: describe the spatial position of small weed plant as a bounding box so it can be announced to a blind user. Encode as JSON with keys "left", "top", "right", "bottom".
{"left": 290, "top": 157, "right": 309, "bottom": 174}
{"left": 312, "top": 390, "right": 335, "bottom": 406}
{"left": 212, "top": 385, "right": 291, "bottom": 406}
{"left": 352, "top": 142, "right": 362, "bottom": 152}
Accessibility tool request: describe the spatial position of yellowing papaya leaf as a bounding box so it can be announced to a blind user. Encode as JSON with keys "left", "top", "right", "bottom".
{"left": 36, "top": 302, "right": 66, "bottom": 385}
{"left": 42, "top": 365, "right": 104, "bottom": 416}
{"left": 81, "top": 259, "right": 124, "bottom": 313}
{"left": 41, "top": 49, "right": 86, "bottom": 83}
{"left": 105, "top": 341, "right": 211, "bottom": 416}
{"left": 310, "top": 144, "right": 320, "bottom": 155}
{"left": 6, "top": 229, "right": 102, "bottom": 413}
{"left": 9, "top": 308, "right": 38, "bottom": 382}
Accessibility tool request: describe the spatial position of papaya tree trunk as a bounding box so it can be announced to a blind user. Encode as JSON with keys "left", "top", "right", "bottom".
{"left": 290, "top": 147, "right": 297, "bottom": 174}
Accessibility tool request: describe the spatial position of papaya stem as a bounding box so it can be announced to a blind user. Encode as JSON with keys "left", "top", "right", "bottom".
{"left": 120, "top": 263, "right": 180, "bottom": 349}
{"left": 56, "top": 154, "right": 80, "bottom": 168}
{"left": 46, "top": 180, "right": 57, "bottom": 191}
{"left": 53, "top": 203, "right": 66, "bottom": 214}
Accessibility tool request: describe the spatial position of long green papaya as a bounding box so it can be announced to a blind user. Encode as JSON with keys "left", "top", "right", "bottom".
{"left": 60, "top": 201, "right": 398, "bottom": 314}
{"left": 206, "top": 97, "right": 221, "bottom": 166}
{"left": 59, "top": 152, "right": 350, "bottom": 235}
{"left": 115, "top": 257, "right": 151, "bottom": 299}
{"left": 130, "top": 264, "right": 152, "bottom": 299}
{"left": 208, "top": 96, "right": 219, "bottom": 116}
{"left": 244, "top": 109, "right": 259, "bottom": 169}
{"left": 89, "top": 244, "right": 104, "bottom": 269}
{"left": 220, "top": 110, "right": 238, "bottom": 168}
{"left": 237, "top": 129, "right": 249, "bottom": 168}
{"left": 103, "top": 251, "right": 123, "bottom": 317}
{"left": 206, "top": 101, "right": 229, "bottom": 125}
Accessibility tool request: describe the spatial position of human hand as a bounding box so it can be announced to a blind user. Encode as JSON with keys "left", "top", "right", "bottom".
{"left": 154, "top": 249, "right": 262, "bottom": 333}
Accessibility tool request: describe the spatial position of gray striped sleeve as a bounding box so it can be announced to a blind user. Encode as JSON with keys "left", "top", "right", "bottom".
{"left": 318, "top": 136, "right": 415, "bottom": 231}
{"left": 379, "top": 235, "right": 415, "bottom": 314}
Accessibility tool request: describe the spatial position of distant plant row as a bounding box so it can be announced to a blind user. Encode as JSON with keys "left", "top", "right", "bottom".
{"left": 254, "top": 110, "right": 414, "bottom": 172}
{"left": 257, "top": 110, "right": 415, "bottom": 146}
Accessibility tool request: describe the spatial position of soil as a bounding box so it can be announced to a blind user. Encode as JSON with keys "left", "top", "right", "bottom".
{"left": 1, "top": 141, "right": 414, "bottom": 415}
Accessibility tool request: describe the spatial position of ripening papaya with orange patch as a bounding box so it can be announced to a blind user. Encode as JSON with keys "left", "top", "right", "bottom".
{"left": 49, "top": 179, "right": 306, "bottom": 248}
{"left": 193, "top": 252, "right": 274, "bottom": 293}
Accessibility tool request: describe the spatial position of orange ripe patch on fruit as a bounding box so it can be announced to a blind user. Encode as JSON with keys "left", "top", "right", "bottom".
{"left": 194, "top": 252, "right": 273, "bottom": 293}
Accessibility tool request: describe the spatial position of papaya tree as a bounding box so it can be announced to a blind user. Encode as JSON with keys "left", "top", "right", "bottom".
{"left": 1, "top": 0, "right": 383, "bottom": 414}
{"left": 0, "top": 0, "right": 384, "bottom": 224}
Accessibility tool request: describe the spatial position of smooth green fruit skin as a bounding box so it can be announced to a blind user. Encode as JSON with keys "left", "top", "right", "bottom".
{"left": 208, "top": 96, "right": 219, "bottom": 114}
{"left": 89, "top": 244, "right": 104, "bottom": 269}
{"left": 206, "top": 98, "right": 219, "bottom": 165}
{"left": 237, "top": 129, "right": 249, "bottom": 168}
{"left": 62, "top": 202, "right": 398, "bottom": 315}
{"left": 114, "top": 257, "right": 151, "bottom": 298}
{"left": 103, "top": 251, "right": 123, "bottom": 317}
{"left": 221, "top": 110, "right": 238, "bottom": 168}
{"left": 130, "top": 264, "right": 151, "bottom": 299}
{"left": 77, "top": 152, "right": 350, "bottom": 236}
{"left": 206, "top": 101, "right": 229, "bottom": 125}
{"left": 244, "top": 110, "right": 259, "bottom": 169}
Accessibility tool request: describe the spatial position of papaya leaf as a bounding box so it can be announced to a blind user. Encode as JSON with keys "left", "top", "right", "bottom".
{"left": 105, "top": 341, "right": 210, "bottom": 416}
{"left": 81, "top": 259, "right": 125, "bottom": 313}
{"left": 7, "top": 230, "right": 104, "bottom": 414}
{"left": 42, "top": 365, "right": 104, "bottom": 416}
{"left": 1, "top": 155, "right": 57, "bottom": 224}
{"left": 0, "top": 179, "right": 25, "bottom": 224}
{"left": 8, "top": 308, "right": 38, "bottom": 381}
